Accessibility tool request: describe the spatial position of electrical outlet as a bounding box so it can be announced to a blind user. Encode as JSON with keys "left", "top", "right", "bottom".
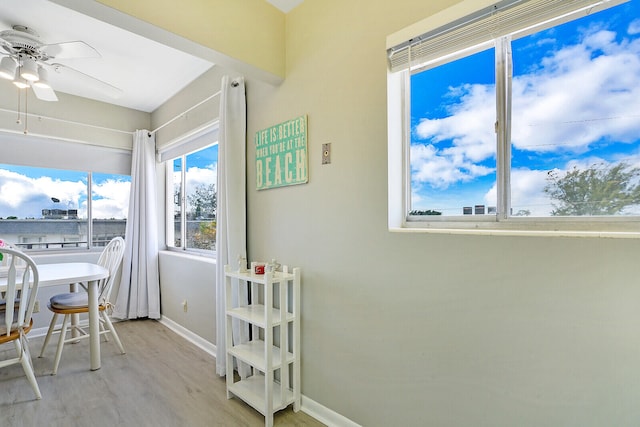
{"left": 34, "top": 300, "right": 40, "bottom": 313}
{"left": 322, "top": 143, "right": 331, "bottom": 164}
{"left": 182, "top": 300, "right": 188, "bottom": 313}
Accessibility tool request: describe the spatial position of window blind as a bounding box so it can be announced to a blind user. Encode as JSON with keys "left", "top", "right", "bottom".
{"left": 0, "top": 132, "right": 131, "bottom": 175}
{"left": 387, "top": 0, "right": 628, "bottom": 73}
{"left": 156, "top": 121, "right": 219, "bottom": 163}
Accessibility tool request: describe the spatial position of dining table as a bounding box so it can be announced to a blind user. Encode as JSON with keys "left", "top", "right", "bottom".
{"left": 0, "top": 262, "right": 109, "bottom": 371}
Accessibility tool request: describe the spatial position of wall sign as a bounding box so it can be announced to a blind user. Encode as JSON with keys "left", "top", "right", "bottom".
{"left": 255, "top": 115, "right": 308, "bottom": 190}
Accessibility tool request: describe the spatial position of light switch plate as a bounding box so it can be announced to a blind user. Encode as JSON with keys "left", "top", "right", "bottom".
{"left": 322, "top": 143, "right": 331, "bottom": 164}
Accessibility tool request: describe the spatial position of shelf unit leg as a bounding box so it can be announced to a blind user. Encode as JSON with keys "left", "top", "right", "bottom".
{"left": 265, "top": 272, "right": 274, "bottom": 427}
{"left": 293, "top": 267, "right": 301, "bottom": 412}
{"left": 225, "top": 265, "right": 234, "bottom": 399}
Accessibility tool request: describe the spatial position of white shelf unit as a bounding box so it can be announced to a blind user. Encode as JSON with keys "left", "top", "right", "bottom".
{"left": 224, "top": 264, "right": 301, "bottom": 427}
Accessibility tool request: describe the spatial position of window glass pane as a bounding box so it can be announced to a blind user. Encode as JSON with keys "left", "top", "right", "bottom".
{"left": 410, "top": 47, "right": 496, "bottom": 216}
{"left": 172, "top": 158, "right": 182, "bottom": 248}
{"left": 92, "top": 172, "right": 129, "bottom": 247}
{"left": 510, "top": 1, "right": 640, "bottom": 217}
{"left": 185, "top": 145, "right": 217, "bottom": 250}
{"left": 0, "top": 164, "right": 88, "bottom": 249}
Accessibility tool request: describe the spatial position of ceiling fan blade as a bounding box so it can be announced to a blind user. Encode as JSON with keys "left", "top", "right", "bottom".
{"left": 0, "top": 38, "right": 13, "bottom": 54}
{"left": 50, "top": 63, "right": 123, "bottom": 99}
{"left": 31, "top": 84, "right": 58, "bottom": 102}
{"left": 42, "top": 41, "right": 100, "bottom": 59}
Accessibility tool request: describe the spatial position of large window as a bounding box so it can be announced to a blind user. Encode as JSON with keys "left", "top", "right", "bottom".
{"left": 167, "top": 143, "right": 218, "bottom": 252}
{"left": 0, "top": 164, "right": 130, "bottom": 249}
{"left": 387, "top": 0, "right": 640, "bottom": 233}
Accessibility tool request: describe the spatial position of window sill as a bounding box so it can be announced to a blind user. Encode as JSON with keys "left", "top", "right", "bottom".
{"left": 161, "top": 248, "right": 216, "bottom": 262}
{"left": 391, "top": 225, "right": 640, "bottom": 239}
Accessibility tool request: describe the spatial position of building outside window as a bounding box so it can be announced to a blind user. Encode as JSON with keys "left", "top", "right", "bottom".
{"left": 387, "top": 0, "right": 640, "bottom": 232}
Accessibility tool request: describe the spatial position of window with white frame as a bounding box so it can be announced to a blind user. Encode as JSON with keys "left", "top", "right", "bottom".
{"left": 0, "top": 164, "right": 130, "bottom": 249}
{"left": 387, "top": 0, "right": 640, "bottom": 232}
{"left": 162, "top": 125, "right": 218, "bottom": 253}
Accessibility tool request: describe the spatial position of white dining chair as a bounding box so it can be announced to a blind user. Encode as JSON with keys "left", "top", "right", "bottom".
{"left": 39, "top": 237, "right": 126, "bottom": 375}
{"left": 0, "top": 246, "right": 42, "bottom": 399}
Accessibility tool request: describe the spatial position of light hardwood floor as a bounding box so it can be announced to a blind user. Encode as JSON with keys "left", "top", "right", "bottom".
{"left": 0, "top": 319, "right": 325, "bottom": 427}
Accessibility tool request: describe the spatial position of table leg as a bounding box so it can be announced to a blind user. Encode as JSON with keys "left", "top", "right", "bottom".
{"left": 88, "top": 279, "right": 101, "bottom": 370}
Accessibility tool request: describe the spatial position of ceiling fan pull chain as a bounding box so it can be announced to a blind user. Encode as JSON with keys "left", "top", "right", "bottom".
{"left": 16, "top": 84, "right": 21, "bottom": 125}
{"left": 24, "top": 89, "right": 28, "bottom": 134}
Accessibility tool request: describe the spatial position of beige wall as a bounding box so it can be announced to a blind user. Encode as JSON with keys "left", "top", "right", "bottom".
{"left": 158, "top": 251, "right": 216, "bottom": 343}
{"left": 242, "top": 0, "right": 640, "bottom": 426}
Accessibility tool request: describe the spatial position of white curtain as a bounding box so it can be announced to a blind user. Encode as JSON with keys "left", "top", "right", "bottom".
{"left": 216, "top": 76, "right": 248, "bottom": 376}
{"left": 113, "top": 130, "right": 161, "bottom": 320}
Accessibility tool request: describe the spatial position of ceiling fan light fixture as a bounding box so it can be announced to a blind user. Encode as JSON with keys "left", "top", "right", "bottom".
{"left": 20, "top": 56, "right": 39, "bottom": 81}
{"left": 13, "top": 68, "right": 29, "bottom": 89}
{"left": 0, "top": 57, "right": 16, "bottom": 80}
{"left": 32, "top": 66, "right": 50, "bottom": 89}
{"left": 13, "top": 79, "right": 29, "bottom": 89}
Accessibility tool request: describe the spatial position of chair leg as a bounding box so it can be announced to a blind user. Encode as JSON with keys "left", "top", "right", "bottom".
{"left": 39, "top": 312, "right": 59, "bottom": 358}
{"left": 16, "top": 337, "right": 42, "bottom": 399}
{"left": 52, "top": 314, "right": 70, "bottom": 375}
{"left": 99, "top": 319, "right": 110, "bottom": 342}
{"left": 101, "top": 312, "right": 125, "bottom": 354}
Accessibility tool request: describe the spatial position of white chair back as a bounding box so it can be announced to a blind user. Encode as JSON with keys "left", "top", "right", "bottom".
{"left": 97, "top": 237, "right": 125, "bottom": 302}
{"left": 0, "top": 247, "right": 39, "bottom": 337}
{"left": 0, "top": 242, "right": 26, "bottom": 269}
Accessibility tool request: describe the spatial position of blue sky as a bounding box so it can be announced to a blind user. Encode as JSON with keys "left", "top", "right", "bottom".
{"left": 410, "top": 0, "right": 640, "bottom": 216}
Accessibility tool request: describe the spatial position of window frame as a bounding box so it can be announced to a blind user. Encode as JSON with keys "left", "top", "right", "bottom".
{"left": 387, "top": 0, "right": 640, "bottom": 236}
{"left": 163, "top": 124, "right": 219, "bottom": 255}
{"left": 0, "top": 166, "right": 130, "bottom": 252}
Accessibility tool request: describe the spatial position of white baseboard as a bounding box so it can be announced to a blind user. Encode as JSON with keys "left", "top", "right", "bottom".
{"left": 158, "top": 316, "right": 216, "bottom": 357}
{"left": 30, "top": 317, "right": 119, "bottom": 339}
{"left": 158, "top": 317, "right": 360, "bottom": 427}
{"left": 300, "top": 395, "right": 362, "bottom": 427}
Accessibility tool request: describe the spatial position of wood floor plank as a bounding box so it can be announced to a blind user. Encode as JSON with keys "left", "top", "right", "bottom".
{"left": 0, "top": 319, "right": 325, "bottom": 427}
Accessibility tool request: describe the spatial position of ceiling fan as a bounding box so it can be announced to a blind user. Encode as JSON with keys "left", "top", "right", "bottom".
{"left": 0, "top": 24, "right": 123, "bottom": 102}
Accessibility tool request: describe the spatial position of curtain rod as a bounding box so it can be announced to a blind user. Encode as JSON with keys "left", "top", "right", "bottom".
{"left": 0, "top": 107, "right": 134, "bottom": 135}
{"left": 1, "top": 88, "right": 224, "bottom": 137}
{"left": 150, "top": 90, "right": 221, "bottom": 135}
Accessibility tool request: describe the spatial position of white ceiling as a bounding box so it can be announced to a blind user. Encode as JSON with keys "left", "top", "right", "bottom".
{"left": 0, "top": 0, "right": 303, "bottom": 113}
{"left": 266, "top": 0, "right": 305, "bottom": 13}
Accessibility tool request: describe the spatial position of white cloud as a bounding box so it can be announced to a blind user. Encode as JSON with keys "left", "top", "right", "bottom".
{"left": 512, "top": 30, "right": 640, "bottom": 152}
{"left": 410, "top": 144, "right": 494, "bottom": 189}
{"left": 629, "top": 19, "right": 640, "bottom": 35}
{"left": 0, "top": 169, "right": 85, "bottom": 218}
{"left": 479, "top": 170, "right": 552, "bottom": 217}
{"left": 186, "top": 165, "right": 217, "bottom": 187}
{"left": 92, "top": 179, "right": 131, "bottom": 219}
{"left": 502, "top": 168, "right": 550, "bottom": 216}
